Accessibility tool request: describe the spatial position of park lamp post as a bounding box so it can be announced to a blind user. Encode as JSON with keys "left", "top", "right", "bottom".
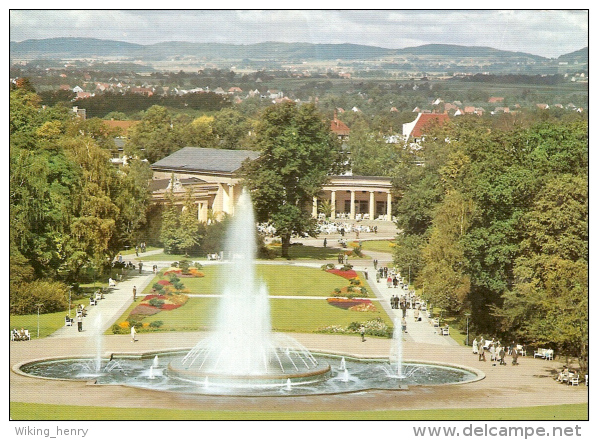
{"left": 35, "top": 303, "right": 43, "bottom": 339}
{"left": 68, "top": 285, "right": 73, "bottom": 318}
{"left": 465, "top": 313, "right": 471, "bottom": 346}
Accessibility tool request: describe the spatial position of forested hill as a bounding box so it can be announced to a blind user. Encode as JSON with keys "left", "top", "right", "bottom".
{"left": 10, "top": 37, "right": 581, "bottom": 61}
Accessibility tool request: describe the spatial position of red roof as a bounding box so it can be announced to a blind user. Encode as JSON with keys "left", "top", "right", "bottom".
{"left": 410, "top": 113, "right": 450, "bottom": 138}
{"left": 103, "top": 120, "right": 139, "bottom": 134}
{"left": 330, "top": 117, "right": 350, "bottom": 136}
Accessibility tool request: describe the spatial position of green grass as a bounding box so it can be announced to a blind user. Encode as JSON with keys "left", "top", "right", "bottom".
{"left": 146, "top": 264, "right": 356, "bottom": 297}
{"left": 360, "top": 239, "right": 396, "bottom": 254}
{"left": 9, "top": 402, "right": 588, "bottom": 421}
{"left": 136, "top": 251, "right": 205, "bottom": 261}
{"left": 116, "top": 265, "right": 390, "bottom": 333}
{"left": 267, "top": 244, "right": 370, "bottom": 260}
{"left": 10, "top": 311, "right": 68, "bottom": 339}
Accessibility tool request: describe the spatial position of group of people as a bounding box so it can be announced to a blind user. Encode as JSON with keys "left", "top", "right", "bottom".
{"left": 11, "top": 327, "right": 29, "bottom": 341}
{"left": 473, "top": 336, "right": 519, "bottom": 366}
{"left": 556, "top": 366, "right": 578, "bottom": 384}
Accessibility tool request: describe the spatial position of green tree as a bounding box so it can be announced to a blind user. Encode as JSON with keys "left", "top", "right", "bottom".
{"left": 126, "top": 105, "right": 184, "bottom": 163}
{"left": 178, "top": 188, "right": 201, "bottom": 256}
{"left": 160, "top": 182, "right": 181, "bottom": 254}
{"left": 241, "top": 101, "right": 345, "bottom": 258}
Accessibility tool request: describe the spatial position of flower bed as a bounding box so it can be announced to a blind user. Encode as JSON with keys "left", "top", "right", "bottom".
{"left": 327, "top": 297, "right": 373, "bottom": 310}
{"left": 127, "top": 293, "right": 188, "bottom": 321}
{"left": 326, "top": 269, "right": 358, "bottom": 280}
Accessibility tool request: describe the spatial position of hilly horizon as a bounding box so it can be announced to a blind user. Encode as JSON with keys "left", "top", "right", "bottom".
{"left": 10, "top": 37, "right": 586, "bottom": 61}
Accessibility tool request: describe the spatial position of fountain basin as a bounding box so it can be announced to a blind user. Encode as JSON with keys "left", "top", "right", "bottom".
{"left": 15, "top": 351, "right": 484, "bottom": 396}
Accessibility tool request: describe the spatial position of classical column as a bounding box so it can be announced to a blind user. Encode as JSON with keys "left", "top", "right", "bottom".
{"left": 369, "top": 191, "right": 375, "bottom": 219}
{"left": 330, "top": 191, "right": 336, "bottom": 219}
{"left": 386, "top": 192, "right": 392, "bottom": 220}
{"left": 350, "top": 190, "right": 356, "bottom": 220}
{"left": 312, "top": 196, "right": 318, "bottom": 218}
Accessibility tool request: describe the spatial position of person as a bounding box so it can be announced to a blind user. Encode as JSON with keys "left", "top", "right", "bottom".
{"left": 557, "top": 366, "right": 569, "bottom": 382}
{"left": 138, "top": 262, "right": 143, "bottom": 274}
{"left": 133, "top": 286, "right": 137, "bottom": 301}
{"left": 343, "top": 254, "right": 348, "bottom": 265}
{"left": 512, "top": 348, "right": 519, "bottom": 365}
{"left": 131, "top": 325, "right": 137, "bottom": 342}
{"left": 401, "top": 317, "right": 407, "bottom": 333}
{"left": 401, "top": 299, "right": 407, "bottom": 318}
{"left": 499, "top": 346, "right": 506, "bottom": 365}
{"left": 387, "top": 276, "right": 392, "bottom": 288}
{"left": 359, "top": 326, "right": 366, "bottom": 342}
{"left": 364, "top": 267, "right": 368, "bottom": 280}
{"left": 390, "top": 295, "right": 396, "bottom": 309}
{"left": 479, "top": 346, "right": 486, "bottom": 362}
{"left": 77, "top": 315, "right": 83, "bottom": 332}
{"left": 323, "top": 238, "right": 327, "bottom": 248}
{"left": 108, "top": 277, "right": 116, "bottom": 287}
{"left": 373, "top": 259, "right": 378, "bottom": 270}
{"left": 472, "top": 337, "right": 479, "bottom": 354}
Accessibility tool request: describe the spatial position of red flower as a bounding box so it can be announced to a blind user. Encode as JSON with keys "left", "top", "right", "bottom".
{"left": 326, "top": 269, "right": 358, "bottom": 280}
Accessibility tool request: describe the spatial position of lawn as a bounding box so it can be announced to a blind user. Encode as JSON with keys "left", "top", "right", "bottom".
{"left": 9, "top": 402, "right": 588, "bottom": 421}
{"left": 360, "top": 239, "right": 396, "bottom": 254}
{"left": 144, "top": 264, "right": 359, "bottom": 297}
{"left": 10, "top": 310, "right": 67, "bottom": 339}
{"left": 115, "top": 265, "right": 391, "bottom": 334}
{"left": 267, "top": 243, "right": 370, "bottom": 260}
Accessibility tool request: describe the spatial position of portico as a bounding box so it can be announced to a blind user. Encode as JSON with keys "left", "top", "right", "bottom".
{"left": 312, "top": 175, "right": 393, "bottom": 221}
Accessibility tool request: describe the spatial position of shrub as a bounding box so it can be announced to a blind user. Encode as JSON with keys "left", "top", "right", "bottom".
{"left": 152, "top": 283, "right": 164, "bottom": 292}
{"left": 9, "top": 280, "right": 68, "bottom": 315}
{"left": 148, "top": 298, "right": 165, "bottom": 308}
{"left": 149, "top": 320, "right": 163, "bottom": 328}
{"left": 111, "top": 324, "right": 128, "bottom": 334}
{"left": 168, "top": 274, "right": 180, "bottom": 284}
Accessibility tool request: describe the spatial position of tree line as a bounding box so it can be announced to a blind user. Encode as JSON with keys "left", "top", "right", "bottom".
{"left": 391, "top": 114, "right": 588, "bottom": 371}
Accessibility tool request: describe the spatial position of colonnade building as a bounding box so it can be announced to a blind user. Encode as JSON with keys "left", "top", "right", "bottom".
{"left": 150, "top": 147, "right": 394, "bottom": 223}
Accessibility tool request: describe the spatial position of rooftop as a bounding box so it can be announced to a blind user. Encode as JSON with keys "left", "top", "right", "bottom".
{"left": 151, "top": 147, "right": 260, "bottom": 174}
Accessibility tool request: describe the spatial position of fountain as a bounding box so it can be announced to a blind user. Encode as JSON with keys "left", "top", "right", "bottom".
{"left": 16, "top": 189, "right": 484, "bottom": 395}
{"left": 168, "top": 189, "right": 331, "bottom": 387}
{"left": 388, "top": 318, "right": 405, "bottom": 379}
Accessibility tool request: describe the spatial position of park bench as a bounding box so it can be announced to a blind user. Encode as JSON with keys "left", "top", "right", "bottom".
{"left": 441, "top": 326, "right": 450, "bottom": 336}
{"left": 533, "top": 348, "right": 554, "bottom": 360}
{"left": 65, "top": 316, "right": 74, "bottom": 326}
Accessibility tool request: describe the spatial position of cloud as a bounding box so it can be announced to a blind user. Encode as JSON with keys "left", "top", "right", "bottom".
{"left": 9, "top": 10, "right": 588, "bottom": 58}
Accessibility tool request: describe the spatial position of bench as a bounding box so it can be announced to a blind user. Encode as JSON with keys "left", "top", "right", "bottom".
{"left": 11, "top": 330, "right": 31, "bottom": 341}
{"left": 90, "top": 297, "right": 97, "bottom": 306}
{"left": 441, "top": 327, "right": 450, "bottom": 336}
{"left": 431, "top": 318, "right": 440, "bottom": 327}
{"left": 533, "top": 348, "right": 554, "bottom": 360}
{"left": 207, "top": 253, "right": 219, "bottom": 261}
{"left": 65, "top": 316, "right": 74, "bottom": 326}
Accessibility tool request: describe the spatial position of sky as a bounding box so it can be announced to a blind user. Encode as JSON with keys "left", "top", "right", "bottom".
{"left": 9, "top": 9, "right": 589, "bottom": 59}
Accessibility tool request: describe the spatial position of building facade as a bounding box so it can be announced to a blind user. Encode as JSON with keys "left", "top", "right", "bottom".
{"left": 150, "top": 147, "right": 393, "bottom": 223}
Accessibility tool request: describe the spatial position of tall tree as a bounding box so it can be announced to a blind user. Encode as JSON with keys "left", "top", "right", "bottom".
{"left": 241, "top": 101, "right": 344, "bottom": 258}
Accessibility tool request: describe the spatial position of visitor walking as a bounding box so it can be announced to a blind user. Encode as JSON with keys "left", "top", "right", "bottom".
{"left": 138, "top": 262, "right": 143, "bottom": 274}
{"left": 133, "top": 286, "right": 137, "bottom": 301}
{"left": 131, "top": 326, "right": 137, "bottom": 342}
{"left": 364, "top": 267, "right": 368, "bottom": 280}
{"left": 512, "top": 349, "right": 519, "bottom": 365}
{"left": 323, "top": 238, "right": 327, "bottom": 247}
{"left": 77, "top": 315, "right": 83, "bottom": 332}
{"left": 401, "top": 317, "right": 407, "bottom": 333}
{"left": 360, "top": 326, "right": 366, "bottom": 342}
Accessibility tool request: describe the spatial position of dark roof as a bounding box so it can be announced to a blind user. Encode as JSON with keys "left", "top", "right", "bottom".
{"left": 151, "top": 147, "right": 260, "bottom": 174}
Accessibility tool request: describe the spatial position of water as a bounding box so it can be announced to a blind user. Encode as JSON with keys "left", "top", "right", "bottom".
{"left": 21, "top": 353, "right": 479, "bottom": 396}
{"left": 174, "top": 190, "right": 326, "bottom": 382}
{"left": 388, "top": 318, "right": 405, "bottom": 379}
